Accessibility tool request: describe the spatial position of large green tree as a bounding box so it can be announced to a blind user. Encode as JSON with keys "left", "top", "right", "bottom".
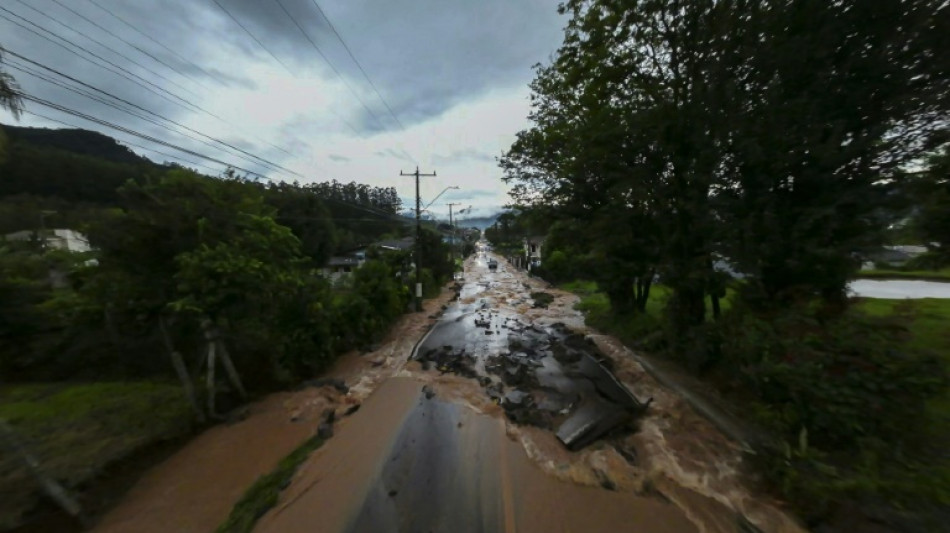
{"left": 503, "top": 0, "right": 950, "bottom": 358}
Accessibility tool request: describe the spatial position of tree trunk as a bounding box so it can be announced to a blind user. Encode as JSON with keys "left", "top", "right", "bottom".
{"left": 635, "top": 272, "right": 654, "bottom": 313}
{"left": 215, "top": 335, "right": 247, "bottom": 399}
{"left": 206, "top": 339, "right": 218, "bottom": 419}
{"left": 159, "top": 317, "right": 205, "bottom": 423}
{"left": 0, "top": 421, "right": 86, "bottom": 526}
{"left": 710, "top": 293, "right": 721, "bottom": 320}
{"left": 201, "top": 319, "right": 247, "bottom": 400}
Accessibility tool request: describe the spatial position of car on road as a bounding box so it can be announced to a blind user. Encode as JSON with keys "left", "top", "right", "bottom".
{"left": 488, "top": 259, "right": 498, "bottom": 271}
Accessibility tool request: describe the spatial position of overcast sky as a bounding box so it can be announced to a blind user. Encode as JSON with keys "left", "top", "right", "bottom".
{"left": 0, "top": 0, "right": 566, "bottom": 219}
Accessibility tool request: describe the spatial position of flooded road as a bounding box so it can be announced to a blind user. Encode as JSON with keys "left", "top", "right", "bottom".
{"left": 849, "top": 278, "right": 950, "bottom": 299}
{"left": 256, "top": 248, "right": 805, "bottom": 533}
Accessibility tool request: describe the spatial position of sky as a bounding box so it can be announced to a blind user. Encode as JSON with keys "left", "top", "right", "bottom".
{"left": 0, "top": 0, "right": 567, "bottom": 220}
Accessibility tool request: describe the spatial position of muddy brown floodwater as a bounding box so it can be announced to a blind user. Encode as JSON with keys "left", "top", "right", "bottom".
{"left": 256, "top": 249, "right": 805, "bottom": 533}
{"left": 98, "top": 248, "right": 806, "bottom": 533}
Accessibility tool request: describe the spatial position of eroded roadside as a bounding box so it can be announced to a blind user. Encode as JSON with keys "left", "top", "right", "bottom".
{"left": 256, "top": 252, "right": 805, "bottom": 533}
{"left": 90, "top": 287, "right": 460, "bottom": 533}
{"left": 94, "top": 250, "right": 805, "bottom": 533}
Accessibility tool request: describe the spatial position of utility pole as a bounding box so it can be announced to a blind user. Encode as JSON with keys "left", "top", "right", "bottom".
{"left": 400, "top": 166, "right": 436, "bottom": 311}
{"left": 447, "top": 202, "right": 461, "bottom": 274}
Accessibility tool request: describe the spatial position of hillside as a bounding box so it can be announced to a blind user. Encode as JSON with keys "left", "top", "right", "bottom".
{"left": 1, "top": 124, "right": 153, "bottom": 166}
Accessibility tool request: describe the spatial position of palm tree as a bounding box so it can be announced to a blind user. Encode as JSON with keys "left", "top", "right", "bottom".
{"left": 0, "top": 48, "right": 24, "bottom": 119}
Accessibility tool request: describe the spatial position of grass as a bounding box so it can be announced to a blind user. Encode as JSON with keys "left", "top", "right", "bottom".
{"left": 0, "top": 381, "right": 194, "bottom": 528}
{"left": 215, "top": 435, "right": 325, "bottom": 533}
{"left": 855, "top": 297, "right": 950, "bottom": 419}
{"left": 562, "top": 278, "right": 950, "bottom": 518}
{"left": 856, "top": 268, "right": 950, "bottom": 281}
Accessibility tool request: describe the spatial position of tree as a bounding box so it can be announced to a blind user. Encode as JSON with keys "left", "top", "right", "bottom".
{"left": 503, "top": 0, "right": 950, "bottom": 349}
{"left": 0, "top": 48, "right": 23, "bottom": 119}
{"left": 716, "top": 0, "right": 950, "bottom": 305}
{"left": 914, "top": 146, "right": 950, "bottom": 265}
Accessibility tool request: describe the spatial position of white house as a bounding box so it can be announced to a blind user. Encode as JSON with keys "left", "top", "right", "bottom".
{"left": 4, "top": 229, "right": 92, "bottom": 253}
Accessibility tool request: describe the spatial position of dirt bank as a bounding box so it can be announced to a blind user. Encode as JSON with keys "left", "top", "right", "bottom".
{"left": 255, "top": 377, "right": 698, "bottom": 533}
{"left": 91, "top": 287, "right": 458, "bottom": 533}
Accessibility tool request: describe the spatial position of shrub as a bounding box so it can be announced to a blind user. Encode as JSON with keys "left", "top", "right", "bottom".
{"left": 718, "top": 304, "right": 949, "bottom": 517}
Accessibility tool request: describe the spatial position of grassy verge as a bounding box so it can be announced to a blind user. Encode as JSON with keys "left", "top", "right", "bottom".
{"left": 855, "top": 268, "right": 950, "bottom": 281}
{"left": 215, "top": 435, "right": 324, "bottom": 533}
{"left": 0, "top": 382, "right": 194, "bottom": 528}
{"left": 856, "top": 297, "right": 950, "bottom": 419}
{"left": 562, "top": 279, "right": 950, "bottom": 522}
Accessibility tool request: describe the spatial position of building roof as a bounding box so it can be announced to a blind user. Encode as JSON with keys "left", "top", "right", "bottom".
{"left": 327, "top": 256, "right": 361, "bottom": 267}
{"left": 373, "top": 237, "right": 415, "bottom": 251}
{"left": 525, "top": 236, "right": 545, "bottom": 245}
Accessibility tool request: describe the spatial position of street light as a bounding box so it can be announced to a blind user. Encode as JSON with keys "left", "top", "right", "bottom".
{"left": 423, "top": 186, "right": 460, "bottom": 211}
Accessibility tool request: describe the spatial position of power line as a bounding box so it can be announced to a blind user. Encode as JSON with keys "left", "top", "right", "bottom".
{"left": 5, "top": 58, "right": 292, "bottom": 177}
{"left": 306, "top": 0, "right": 407, "bottom": 131}
{"left": 0, "top": 7, "right": 199, "bottom": 113}
{"left": 208, "top": 0, "right": 293, "bottom": 72}
{"left": 271, "top": 0, "right": 394, "bottom": 134}
{"left": 83, "top": 0, "right": 296, "bottom": 159}
{"left": 19, "top": 93, "right": 274, "bottom": 180}
{"left": 84, "top": 0, "right": 217, "bottom": 88}
{"left": 13, "top": 0, "right": 202, "bottom": 99}
{"left": 2, "top": 49, "right": 305, "bottom": 179}
{"left": 208, "top": 0, "right": 360, "bottom": 136}
{"left": 23, "top": 109, "right": 414, "bottom": 227}
{"left": 1, "top": 5, "right": 300, "bottom": 165}
{"left": 303, "top": 0, "right": 419, "bottom": 166}
{"left": 205, "top": 0, "right": 415, "bottom": 163}
{"left": 45, "top": 0, "right": 205, "bottom": 95}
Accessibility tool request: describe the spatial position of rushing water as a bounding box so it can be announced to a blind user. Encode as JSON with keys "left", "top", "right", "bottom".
{"left": 849, "top": 279, "right": 950, "bottom": 299}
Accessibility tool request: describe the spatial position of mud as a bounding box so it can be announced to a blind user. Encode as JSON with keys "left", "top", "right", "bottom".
{"left": 91, "top": 286, "right": 460, "bottom": 533}
{"left": 96, "top": 250, "right": 806, "bottom": 533}
{"left": 414, "top": 283, "right": 649, "bottom": 451}
{"left": 405, "top": 251, "right": 806, "bottom": 533}
{"left": 256, "top": 377, "right": 698, "bottom": 533}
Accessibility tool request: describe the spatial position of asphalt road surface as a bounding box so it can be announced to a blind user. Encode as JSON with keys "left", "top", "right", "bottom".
{"left": 253, "top": 247, "right": 800, "bottom": 533}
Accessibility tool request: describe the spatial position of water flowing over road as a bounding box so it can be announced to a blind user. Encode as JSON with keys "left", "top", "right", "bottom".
{"left": 254, "top": 248, "right": 803, "bottom": 533}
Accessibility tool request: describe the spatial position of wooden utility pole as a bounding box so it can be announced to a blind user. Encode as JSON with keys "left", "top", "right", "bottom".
{"left": 447, "top": 202, "right": 461, "bottom": 272}
{"left": 400, "top": 166, "right": 436, "bottom": 311}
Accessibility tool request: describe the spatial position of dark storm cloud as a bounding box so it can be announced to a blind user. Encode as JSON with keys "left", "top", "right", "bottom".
{"left": 0, "top": 0, "right": 278, "bottom": 171}
{"left": 207, "top": 0, "right": 565, "bottom": 129}
{"left": 1, "top": 0, "right": 564, "bottom": 178}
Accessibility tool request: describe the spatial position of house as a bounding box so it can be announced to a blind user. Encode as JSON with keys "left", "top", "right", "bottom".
{"left": 372, "top": 237, "right": 415, "bottom": 253}
{"left": 4, "top": 228, "right": 92, "bottom": 253}
{"left": 861, "top": 245, "right": 929, "bottom": 269}
{"left": 321, "top": 255, "right": 364, "bottom": 282}
{"left": 524, "top": 236, "right": 544, "bottom": 270}
{"left": 320, "top": 237, "right": 415, "bottom": 282}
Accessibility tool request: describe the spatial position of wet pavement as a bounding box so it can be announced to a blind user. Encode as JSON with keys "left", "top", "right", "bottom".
{"left": 96, "top": 246, "right": 807, "bottom": 533}
{"left": 256, "top": 247, "right": 806, "bottom": 533}
{"left": 415, "top": 305, "right": 649, "bottom": 450}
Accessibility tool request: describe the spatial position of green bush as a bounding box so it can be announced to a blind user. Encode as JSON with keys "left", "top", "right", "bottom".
{"left": 719, "top": 305, "right": 950, "bottom": 516}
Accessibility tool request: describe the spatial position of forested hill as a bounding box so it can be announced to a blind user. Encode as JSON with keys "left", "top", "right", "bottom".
{"left": 2, "top": 124, "right": 153, "bottom": 166}
{"left": 0, "top": 124, "right": 162, "bottom": 205}
{"left": 0, "top": 124, "right": 409, "bottom": 253}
